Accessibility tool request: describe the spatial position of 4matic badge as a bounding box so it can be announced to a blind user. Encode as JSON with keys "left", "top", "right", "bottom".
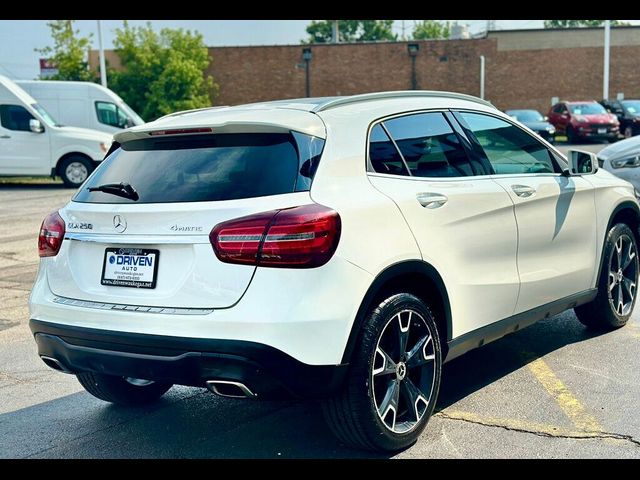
{"left": 170, "top": 224, "right": 203, "bottom": 232}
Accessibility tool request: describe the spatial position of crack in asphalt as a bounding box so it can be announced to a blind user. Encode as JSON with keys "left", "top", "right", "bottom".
{"left": 435, "top": 411, "right": 640, "bottom": 448}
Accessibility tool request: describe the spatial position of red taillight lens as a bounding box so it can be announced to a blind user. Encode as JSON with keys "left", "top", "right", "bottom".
{"left": 38, "top": 211, "right": 65, "bottom": 257}
{"left": 210, "top": 210, "right": 278, "bottom": 265}
{"left": 210, "top": 204, "right": 341, "bottom": 268}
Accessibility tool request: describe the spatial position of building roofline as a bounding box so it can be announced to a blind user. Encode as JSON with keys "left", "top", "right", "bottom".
{"left": 488, "top": 25, "right": 640, "bottom": 34}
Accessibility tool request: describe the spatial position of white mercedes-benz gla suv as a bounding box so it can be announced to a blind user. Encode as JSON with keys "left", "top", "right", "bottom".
{"left": 30, "top": 91, "right": 640, "bottom": 452}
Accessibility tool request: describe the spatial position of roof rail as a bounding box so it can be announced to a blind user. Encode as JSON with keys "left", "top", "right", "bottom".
{"left": 312, "top": 90, "right": 493, "bottom": 112}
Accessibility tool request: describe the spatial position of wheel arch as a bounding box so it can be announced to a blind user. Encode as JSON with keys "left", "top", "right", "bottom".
{"left": 341, "top": 260, "right": 452, "bottom": 364}
{"left": 55, "top": 152, "right": 94, "bottom": 177}
{"left": 596, "top": 200, "right": 640, "bottom": 282}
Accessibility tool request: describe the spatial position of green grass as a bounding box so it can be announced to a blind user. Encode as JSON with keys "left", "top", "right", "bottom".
{"left": 0, "top": 177, "right": 63, "bottom": 185}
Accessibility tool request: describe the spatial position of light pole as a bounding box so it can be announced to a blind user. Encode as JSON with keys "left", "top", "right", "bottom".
{"left": 97, "top": 20, "right": 107, "bottom": 88}
{"left": 603, "top": 20, "right": 611, "bottom": 100}
{"left": 302, "top": 47, "right": 312, "bottom": 97}
{"left": 407, "top": 43, "right": 419, "bottom": 90}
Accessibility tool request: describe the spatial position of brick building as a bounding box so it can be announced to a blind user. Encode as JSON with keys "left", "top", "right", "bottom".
{"left": 89, "top": 26, "right": 640, "bottom": 114}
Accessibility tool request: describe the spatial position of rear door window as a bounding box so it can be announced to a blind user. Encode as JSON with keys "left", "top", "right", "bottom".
{"left": 74, "top": 132, "right": 325, "bottom": 204}
{"left": 368, "top": 124, "right": 410, "bottom": 176}
{"left": 369, "top": 112, "right": 489, "bottom": 178}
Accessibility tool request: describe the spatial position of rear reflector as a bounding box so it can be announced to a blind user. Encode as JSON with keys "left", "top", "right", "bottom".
{"left": 149, "top": 127, "right": 213, "bottom": 136}
{"left": 38, "top": 211, "right": 65, "bottom": 257}
{"left": 210, "top": 204, "right": 341, "bottom": 268}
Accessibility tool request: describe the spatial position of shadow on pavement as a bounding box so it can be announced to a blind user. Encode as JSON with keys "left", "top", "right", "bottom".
{"left": 437, "top": 313, "right": 607, "bottom": 410}
{"left": 0, "top": 313, "right": 607, "bottom": 459}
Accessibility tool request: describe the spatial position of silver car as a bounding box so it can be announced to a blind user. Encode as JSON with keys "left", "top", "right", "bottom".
{"left": 599, "top": 135, "right": 640, "bottom": 188}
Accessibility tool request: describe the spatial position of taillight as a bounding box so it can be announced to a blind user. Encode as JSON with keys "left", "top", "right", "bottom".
{"left": 38, "top": 211, "right": 65, "bottom": 257}
{"left": 210, "top": 204, "right": 341, "bottom": 268}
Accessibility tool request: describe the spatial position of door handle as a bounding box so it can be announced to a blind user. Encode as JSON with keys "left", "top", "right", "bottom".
{"left": 511, "top": 184, "right": 536, "bottom": 198}
{"left": 0, "top": 135, "right": 10, "bottom": 139}
{"left": 416, "top": 192, "right": 448, "bottom": 209}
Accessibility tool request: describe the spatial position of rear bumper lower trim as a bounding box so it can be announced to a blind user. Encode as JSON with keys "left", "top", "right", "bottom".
{"left": 30, "top": 318, "right": 348, "bottom": 399}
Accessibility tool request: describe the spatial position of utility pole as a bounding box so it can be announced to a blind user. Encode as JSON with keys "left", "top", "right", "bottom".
{"left": 603, "top": 20, "right": 611, "bottom": 100}
{"left": 332, "top": 20, "right": 339, "bottom": 43}
{"left": 401, "top": 20, "right": 406, "bottom": 41}
{"left": 97, "top": 20, "right": 107, "bottom": 88}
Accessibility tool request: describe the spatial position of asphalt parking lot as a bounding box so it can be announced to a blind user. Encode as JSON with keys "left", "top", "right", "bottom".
{"left": 1, "top": 142, "right": 639, "bottom": 459}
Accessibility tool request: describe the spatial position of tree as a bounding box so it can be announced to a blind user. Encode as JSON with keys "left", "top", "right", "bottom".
{"left": 305, "top": 20, "right": 397, "bottom": 43}
{"left": 108, "top": 22, "right": 217, "bottom": 121}
{"left": 35, "top": 20, "right": 95, "bottom": 81}
{"left": 544, "top": 20, "right": 629, "bottom": 28}
{"left": 412, "top": 21, "right": 452, "bottom": 40}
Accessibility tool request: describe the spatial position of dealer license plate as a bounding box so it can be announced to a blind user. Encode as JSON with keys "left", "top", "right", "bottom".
{"left": 101, "top": 248, "right": 159, "bottom": 289}
{"left": 598, "top": 128, "right": 607, "bottom": 134}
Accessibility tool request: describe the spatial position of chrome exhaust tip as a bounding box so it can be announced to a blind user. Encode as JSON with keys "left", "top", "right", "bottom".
{"left": 40, "top": 355, "right": 73, "bottom": 374}
{"left": 206, "top": 380, "right": 257, "bottom": 399}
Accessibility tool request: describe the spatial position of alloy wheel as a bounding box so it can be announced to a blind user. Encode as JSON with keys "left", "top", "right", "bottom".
{"left": 608, "top": 234, "right": 638, "bottom": 316}
{"left": 371, "top": 309, "right": 437, "bottom": 434}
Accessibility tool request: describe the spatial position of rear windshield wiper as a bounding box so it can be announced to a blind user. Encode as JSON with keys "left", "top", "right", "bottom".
{"left": 87, "top": 182, "right": 139, "bottom": 201}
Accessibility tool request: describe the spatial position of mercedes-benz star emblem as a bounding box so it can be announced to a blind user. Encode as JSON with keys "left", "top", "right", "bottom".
{"left": 113, "top": 215, "right": 127, "bottom": 233}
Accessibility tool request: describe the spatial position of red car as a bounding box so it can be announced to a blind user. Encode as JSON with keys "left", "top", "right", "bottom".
{"left": 548, "top": 101, "right": 619, "bottom": 143}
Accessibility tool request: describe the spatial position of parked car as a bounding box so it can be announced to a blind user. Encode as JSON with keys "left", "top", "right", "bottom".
{"left": 0, "top": 75, "right": 112, "bottom": 187}
{"left": 505, "top": 109, "right": 556, "bottom": 142}
{"left": 600, "top": 98, "right": 640, "bottom": 139}
{"left": 598, "top": 134, "right": 640, "bottom": 189}
{"left": 29, "top": 91, "right": 639, "bottom": 452}
{"left": 16, "top": 80, "right": 144, "bottom": 134}
{"left": 548, "top": 101, "right": 619, "bottom": 143}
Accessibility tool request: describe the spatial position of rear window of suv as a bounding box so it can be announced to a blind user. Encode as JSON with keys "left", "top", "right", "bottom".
{"left": 74, "top": 132, "right": 325, "bottom": 204}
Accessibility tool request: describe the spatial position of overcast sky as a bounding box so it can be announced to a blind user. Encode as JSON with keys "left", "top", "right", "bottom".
{"left": 0, "top": 20, "right": 636, "bottom": 80}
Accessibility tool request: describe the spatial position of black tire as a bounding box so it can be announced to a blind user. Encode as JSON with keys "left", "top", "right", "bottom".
{"left": 322, "top": 293, "right": 442, "bottom": 452}
{"left": 59, "top": 155, "right": 94, "bottom": 188}
{"left": 566, "top": 125, "right": 577, "bottom": 144}
{"left": 76, "top": 372, "right": 172, "bottom": 406}
{"left": 575, "top": 223, "right": 639, "bottom": 330}
{"left": 624, "top": 126, "right": 634, "bottom": 139}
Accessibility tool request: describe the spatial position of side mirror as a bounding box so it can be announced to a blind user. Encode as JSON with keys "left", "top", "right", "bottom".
{"left": 29, "top": 119, "right": 44, "bottom": 133}
{"left": 566, "top": 149, "right": 598, "bottom": 176}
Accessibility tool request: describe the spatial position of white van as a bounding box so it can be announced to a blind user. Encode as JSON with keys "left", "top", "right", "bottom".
{"left": 0, "top": 75, "right": 112, "bottom": 187}
{"left": 16, "top": 80, "right": 144, "bottom": 134}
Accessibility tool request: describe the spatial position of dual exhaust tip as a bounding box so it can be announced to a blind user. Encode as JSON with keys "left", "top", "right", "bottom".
{"left": 40, "top": 355, "right": 74, "bottom": 374}
{"left": 40, "top": 356, "right": 257, "bottom": 399}
{"left": 206, "top": 380, "right": 257, "bottom": 399}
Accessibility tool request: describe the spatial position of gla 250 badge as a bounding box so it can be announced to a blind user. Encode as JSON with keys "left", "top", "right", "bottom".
{"left": 67, "top": 222, "right": 93, "bottom": 230}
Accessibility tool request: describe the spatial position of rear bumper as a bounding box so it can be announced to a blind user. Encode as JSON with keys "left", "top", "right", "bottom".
{"left": 30, "top": 319, "right": 347, "bottom": 399}
{"left": 575, "top": 126, "right": 619, "bottom": 139}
